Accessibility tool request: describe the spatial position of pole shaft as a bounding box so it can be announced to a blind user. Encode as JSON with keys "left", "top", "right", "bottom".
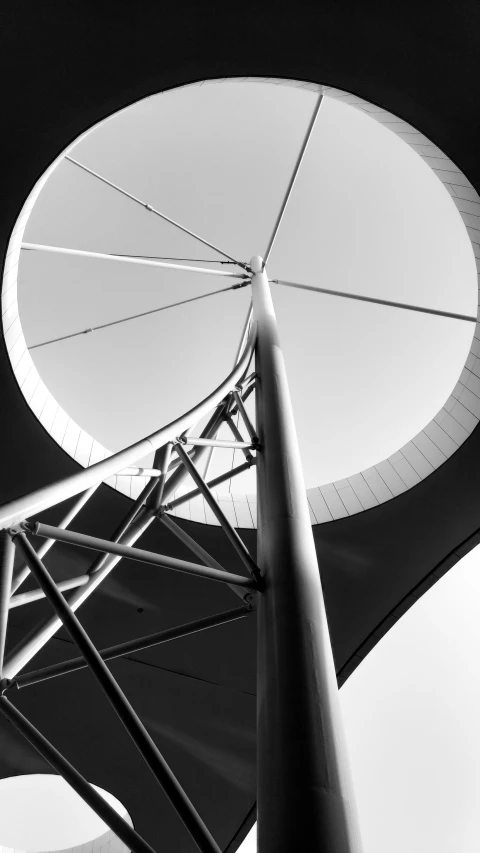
{"left": 251, "top": 257, "right": 362, "bottom": 853}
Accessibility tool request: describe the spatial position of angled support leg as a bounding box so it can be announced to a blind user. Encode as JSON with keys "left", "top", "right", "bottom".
{"left": 0, "top": 695, "right": 157, "bottom": 853}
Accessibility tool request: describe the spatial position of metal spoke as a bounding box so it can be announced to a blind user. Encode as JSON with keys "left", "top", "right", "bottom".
{"left": 273, "top": 278, "right": 477, "bottom": 323}
{"left": 22, "top": 243, "right": 249, "bottom": 279}
{"left": 263, "top": 93, "right": 324, "bottom": 265}
{"left": 29, "top": 284, "right": 244, "bottom": 350}
{"left": 66, "top": 156, "right": 243, "bottom": 267}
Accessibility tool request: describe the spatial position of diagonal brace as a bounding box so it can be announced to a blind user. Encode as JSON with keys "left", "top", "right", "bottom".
{"left": 11, "top": 531, "right": 223, "bottom": 853}
{"left": 0, "top": 695, "right": 157, "bottom": 853}
{"left": 164, "top": 460, "right": 254, "bottom": 511}
{"left": 173, "top": 444, "right": 261, "bottom": 582}
{"left": 12, "top": 606, "right": 251, "bottom": 689}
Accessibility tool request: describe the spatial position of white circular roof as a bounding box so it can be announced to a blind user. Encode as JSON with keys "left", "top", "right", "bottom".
{"left": 2, "top": 79, "right": 479, "bottom": 527}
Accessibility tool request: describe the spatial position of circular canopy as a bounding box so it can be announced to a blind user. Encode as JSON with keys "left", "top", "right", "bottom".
{"left": 3, "top": 80, "right": 478, "bottom": 528}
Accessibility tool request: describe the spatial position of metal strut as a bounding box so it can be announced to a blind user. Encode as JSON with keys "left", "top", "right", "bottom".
{"left": 10, "top": 530, "right": 224, "bottom": 853}
{"left": 251, "top": 256, "right": 362, "bottom": 853}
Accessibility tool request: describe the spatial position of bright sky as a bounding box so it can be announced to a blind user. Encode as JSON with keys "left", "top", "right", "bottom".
{"left": 3, "top": 80, "right": 480, "bottom": 850}
{"left": 0, "top": 774, "right": 130, "bottom": 849}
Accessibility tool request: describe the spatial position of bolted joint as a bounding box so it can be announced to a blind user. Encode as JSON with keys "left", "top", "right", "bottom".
{"left": 19, "top": 521, "right": 37, "bottom": 535}
{"left": 242, "top": 592, "right": 257, "bottom": 612}
{"left": 0, "top": 677, "right": 17, "bottom": 695}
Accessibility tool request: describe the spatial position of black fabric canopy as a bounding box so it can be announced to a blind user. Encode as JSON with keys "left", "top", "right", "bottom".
{"left": 1, "top": 3, "right": 480, "bottom": 849}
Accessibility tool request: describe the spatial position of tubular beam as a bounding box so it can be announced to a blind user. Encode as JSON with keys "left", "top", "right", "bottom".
{"left": 14, "top": 606, "right": 250, "bottom": 688}
{"left": 263, "top": 93, "right": 323, "bottom": 264}
{"left": 65, "top": 155, "right": 242, "bottom": 266}
{"left": 251, "top": 256, "right": 361, "bottom": 853}
{"left": 173, "top": 445, "right": 260, "bottom": 580}
{"left": 232, "top": 390, "right": 258, "bottom": 443}
{"left": 0, "top": 696, "right": 157, "bottom": 853}
{"left": 11, "top": 531, "right": 223, "bottom": 853}
{"left": 3, "top": 507, "right": 157, "bottom": 679}
{"left": 273, "top": 278, "right": 477, "bottom": 323}
{"left": 179, "top": 437, "right": 254, "bottom": 450}
{"left": 9, "top": 574, "right": 89, "bottom": 609}
{"left": 24, "top": 522, "right": 256, "bottom": 589}
{"left": 164, "top": 460, "right": 254, "bottom": 511}
{"left": 0, "top": 324, "right": 255, "bottom": 528}
{"left": 10, "top": 483, "right": 99, "bottom": 595}
{"left": 159, "top": 513, "right": 247, "bottom": 601}
{"left": 22, "top": 243, "right": 247, "bottom": 279}
{"left": 224, "top": 415, "right": 254, "bottom": 461}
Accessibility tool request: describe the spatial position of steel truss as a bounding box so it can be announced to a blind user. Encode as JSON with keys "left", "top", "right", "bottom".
{"left": 2, "top": 90, "right": 472, "bottom": 853}
{"left": 0, "top": 250, "right": 362, "bottom": 853}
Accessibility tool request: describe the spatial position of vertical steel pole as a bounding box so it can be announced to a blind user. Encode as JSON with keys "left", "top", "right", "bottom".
{"left": 0, "top": 530, "right": 15, "bottom": 675}
{"left": 251, "top": 256, "right": 362, "bottom": 853}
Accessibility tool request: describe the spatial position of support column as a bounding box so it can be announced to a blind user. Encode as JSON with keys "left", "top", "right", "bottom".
{"left": 251, "top": 256, "right": 362, "bottom": 853}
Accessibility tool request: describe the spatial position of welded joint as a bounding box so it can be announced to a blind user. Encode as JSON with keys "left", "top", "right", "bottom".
{"left": 0, "top": 677, "right": 17, "bottom": 695}
{"left": 18, "top": 521, "right": 38, "bottom": 536}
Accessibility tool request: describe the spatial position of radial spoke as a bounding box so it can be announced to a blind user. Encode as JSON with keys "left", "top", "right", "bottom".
{"left": 22, "top": 243, "right": 248, "bottom": 279}
{"left": 29, "top": 284, "right": 242, "bottom": 350}
{"left": 273, "top": 278, "right": 477, "bottom": 323}
{"left": 66, "top": 156, "right": 244, "bottom": 267}
{"left": 263, "top": 93, "right": 324, "bottom": 265}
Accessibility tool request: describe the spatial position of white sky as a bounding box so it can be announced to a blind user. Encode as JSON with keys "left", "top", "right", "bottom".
{"left": 4, "top": 81, "right": 480, "bottom": 850}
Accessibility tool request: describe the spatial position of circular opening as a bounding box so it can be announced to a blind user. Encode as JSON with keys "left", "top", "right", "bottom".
{"left": 5, "top": 78, "right": 478, "bottom": 509}
{"left": 0, "top": 774, "right": 131, "bottom": 851}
